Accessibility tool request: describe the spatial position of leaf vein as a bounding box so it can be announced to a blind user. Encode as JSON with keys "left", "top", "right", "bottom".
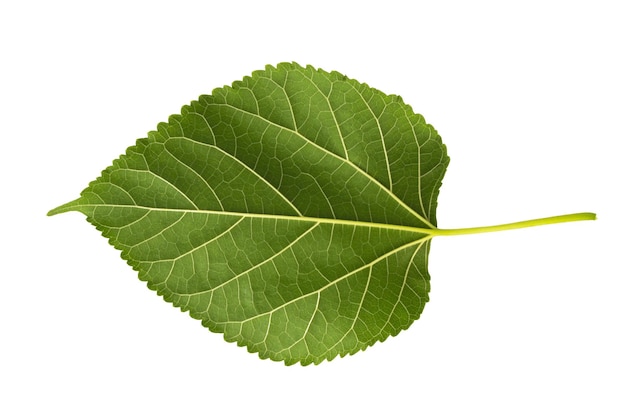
{"left": 163, "top": 145, "right": 225, "bottom": 210}
{"left": 215, "top": 237, "right": 430, "bottom": 326}
{"left": 178, "top": 222, "right": 320, "bottom": 297}
{"left": 127, "top": 212, "right": 186, "bottom": 250}
{"left": 117, "top": 167, "right": 199, "bottom": 210}
{"left": 209, "top": 102, "right": 432, "bottom": 227}
{"left": 175, "top": 135, "right": 303, "bottom": 216}
{"left": 349, "top": 84, "right": 393, "bottom": 190}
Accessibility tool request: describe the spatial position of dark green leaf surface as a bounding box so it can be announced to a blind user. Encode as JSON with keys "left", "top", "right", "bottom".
{"left": 49, "top": 63, "right": 449, "bottom": 365}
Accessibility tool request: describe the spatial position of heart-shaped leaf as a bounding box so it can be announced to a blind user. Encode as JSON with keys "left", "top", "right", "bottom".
{"left": 49, "top": 62, "right": 594, "bottom": 365}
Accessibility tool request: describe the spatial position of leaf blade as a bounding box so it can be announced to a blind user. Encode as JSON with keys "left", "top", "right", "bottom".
{"left": 49, "top": 62, "right": 449, "bottom": 364}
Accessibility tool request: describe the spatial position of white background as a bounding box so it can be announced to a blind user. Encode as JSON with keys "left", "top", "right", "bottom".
{"left": 2, "top": 1, "right": 624, "bottom": 415}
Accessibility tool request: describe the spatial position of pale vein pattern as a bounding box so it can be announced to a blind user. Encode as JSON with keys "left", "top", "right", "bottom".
{"left": 57, "top": 63, "right": 448, "bottom": 365}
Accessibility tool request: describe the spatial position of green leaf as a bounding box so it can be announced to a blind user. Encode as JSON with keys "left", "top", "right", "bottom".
{"left": 49, "top": 62, "right": 595, "bottom": 365}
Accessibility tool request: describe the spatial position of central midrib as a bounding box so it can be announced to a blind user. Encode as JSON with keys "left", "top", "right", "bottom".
{"left": 71, "top": 202, "right": 439, "bottom": 235}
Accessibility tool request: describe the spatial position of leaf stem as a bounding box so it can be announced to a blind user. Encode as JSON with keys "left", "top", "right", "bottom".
{"left": 430, "top": 212, "right": 596, "bottom": 237}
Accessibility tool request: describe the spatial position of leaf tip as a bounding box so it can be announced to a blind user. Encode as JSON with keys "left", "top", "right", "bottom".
{"left": 47, "top": 199, "right": 81, "bottom": 216}
{"left": 47, "top": 205, "right": 65, "bottom": 216}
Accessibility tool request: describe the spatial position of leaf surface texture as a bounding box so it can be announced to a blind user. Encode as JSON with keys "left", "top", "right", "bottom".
{"left": 50, "top": 63, "right": 449, "bottom": 365}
